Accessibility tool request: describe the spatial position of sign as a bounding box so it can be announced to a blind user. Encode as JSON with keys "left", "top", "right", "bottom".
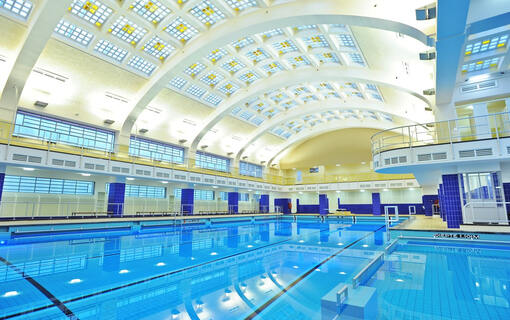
{"left": 433, "top": 233, "right": 479, "bottom": 240}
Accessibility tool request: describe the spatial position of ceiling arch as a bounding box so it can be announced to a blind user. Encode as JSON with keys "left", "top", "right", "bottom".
{"left": 120, "top": 0, "right": 435, "bottom": 141}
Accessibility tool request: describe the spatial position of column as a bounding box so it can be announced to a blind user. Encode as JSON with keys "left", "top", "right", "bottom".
{"left": 372, "top": 193, "right": 381, "bottom": 216}
{"left": 181, "top": 188, "right": 194, "bottom": 215}
{"left": 438, "top": 184, "right": 446, "bottom": 221}
{"left": 442, "top": 174, "right": 463, "bottom": 228}
{"left": 107, "top": 177, "right": 125, "bottom": 217}
{"left": 502, "top": 183, "right": 510, "bottom": 221}
{"left": 422, "top": 195, "right": 439, "bottom": 216}
{"left": 319, "top": 194, "right": 329, "bottom": 215}
{"left": 228, "top": 192, "right": 239, "bottom": 214}
{"left": 274, "top": 198, "right": 291, "bottom": 214}
{"left": 259, "top": 194, "right": 269, "bottom": 213}
{"left": 0, "top": 164, "right": 6, "bottom": 204}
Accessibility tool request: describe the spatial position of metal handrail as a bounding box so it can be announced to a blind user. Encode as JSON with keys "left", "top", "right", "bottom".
{"left": 371, "top": 110, "right": 510, "bottom": 156}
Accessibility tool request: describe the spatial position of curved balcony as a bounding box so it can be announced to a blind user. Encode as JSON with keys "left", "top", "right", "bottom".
{"left": 371, "top": 111, "right": 510, "bottom": 172}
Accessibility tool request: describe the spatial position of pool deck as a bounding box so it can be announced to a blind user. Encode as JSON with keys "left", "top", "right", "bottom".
{"left": 393, "top": 215, "right": 510, "bottom": 234}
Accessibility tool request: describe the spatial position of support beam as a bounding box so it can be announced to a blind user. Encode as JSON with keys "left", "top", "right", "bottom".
{"left": 0, "top": 0, "right": 72, "bottom": 121}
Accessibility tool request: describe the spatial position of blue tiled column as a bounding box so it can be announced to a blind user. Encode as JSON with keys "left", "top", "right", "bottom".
{"left": 422, "top": 195, "right": 438, "bottom": 217}
{"left": 502, "top": 183, "right": 510, "bottom": 220}
{"left": 0, "top": 172, "right": 5, "bottom": 203}
{"left": 108, "top": 183, "right": 125, "bottom": 217}
{"left": 181, "top": 188, "right": 194, "bottom": 215}
{"left": 372, "top": 193, "right": 381, "bottom": 216}
{"left": 337, "top": 197, "right": 340, "bottom": 209}
{"left": 438, "top": 184, "right": 445, "bottom": 221}
{"left": 228, "top": 192, "right": 239, "bottom": 214}
{"left": 274, "top": 198, "right": 291, "bottom": 214}
{"left": 319, "top": 194, "right": 329, "bottom": 215}
{"left": 442, "top": 174, "right": 463, "bottom": 228}
{"left": 259, "top": 194, "right": 269, "bottom": 213}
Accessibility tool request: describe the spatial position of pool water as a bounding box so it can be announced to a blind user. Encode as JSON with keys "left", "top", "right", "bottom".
{"left": 0, "top": 217, "right": 508, "bottom": 320}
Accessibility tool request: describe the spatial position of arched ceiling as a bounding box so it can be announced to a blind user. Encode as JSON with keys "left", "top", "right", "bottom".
{"left": 0, "top": 0, "right": 437, "bottom": 169}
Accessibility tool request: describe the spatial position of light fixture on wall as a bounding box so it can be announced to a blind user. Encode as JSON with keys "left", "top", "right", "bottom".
{"left": 178, "top": 139, "right": 187, "bottom": 144}
{"left": 103, "top": 119, "right": 115, "bottom": 125}
{"left": 138, "top": 128, "right": 148, "bottom": 134}
{"left": 242, "top": 156, "right": 248, "bottom": 160}
{"left": 200, "top": 145, "right": 208, "bottom": 149}
{"left": 34, "top": 100, "right": 48, "bottom": 108}
{"left": 227, "top": 152, "right": 234, "bottom": 156}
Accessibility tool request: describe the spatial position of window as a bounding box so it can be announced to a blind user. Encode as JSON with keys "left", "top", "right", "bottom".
{"left": 4, "top": 175, "right": 94, "bottom": 195}
{"left": 174, "top": 189, "right": 214, "bottom": 200}
{"left": 106, "top": 184, "right": 166, "bottom": 199}
{"left": 239, "top": 193, "right": 249, "bottom": 201}
{"left": 196, "top": 151, "right": 230, "bottom": 172}
{"left": 14, "top": 111, "right": 115, "bottom": 152}
{"left": 129, "top": 137, "right": 185, "bottom": 164}
{"left": 0, "top": 0, "right": 32, "bottom": 20}
{"left": 219, "top": 191, "right": 228, "bottom": 201}
{"left": 240, "top": 161, "right": 263, "bottom": 178}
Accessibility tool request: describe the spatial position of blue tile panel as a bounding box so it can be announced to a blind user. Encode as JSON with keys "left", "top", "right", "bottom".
{"left": 442, "top": 174, "right": 463, "bottom": 228}
{"left": 422, "top": 195, "right": 438, "bottom": 216}
{"left": 274, "top": 198, "right": 292, "bottom": 214}
{"left": 503, "top": 183, "right": 510, "bottom": 220}
{"left": 181, "top": 188, "right": 194, "bottom": 215}
{"left": 107, "top": 183, "right": 125, "bottom": 216}
{"left": 319, "top": 194, "right": 329, "bottom": 215}
{"left": 259, "top": 194, "right": 269, "bottom": 213}
{"left": 0, "top": 173, "right": 5, "bottom": 202}
{"left": 372, "top": 193, "right": 381, "bottom": 215}
{"left": 228, "top": 192, "right": 239, "bottom": 214}
{"left": 297, "top": 204, "right": 319, "bottom": 213}
{"left": 438, "top": 184, "right": 445, "bottom": 221}
{"left": 338, "top": 203, "right": 426, "bottom": 215}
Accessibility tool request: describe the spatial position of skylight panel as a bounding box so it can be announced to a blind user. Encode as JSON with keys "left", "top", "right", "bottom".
{"left": 261, "top": 28, "right": 284, "bottom": 39}
{"left": 282, "top": 131, "right": 292, "bottom": 139}
{"left": 69, "top": 0, "right": 112, "bottom": 27}
{"left": 272, "top": 128, "right": 284, "bottom": 136}
{"left": 289, "top": 56, "right": 311, "bottom": 68}
{"left": 207, "top": 48, "right": 228, "bottom": 62}
{"left": 365, "top": 83, "right": 378, "bottom": 91}
{"left": 54, "top": 20, "right": 94, "bottom": 47}
{"left": 270, "top": 93, "right": 290, "bottom": 103}
{"left": 164, "top": 17, "right": 198, "bottom": 42}
{"left": 0, "top": 0, "right": 32, "bottom": 19}
{"left": 204, "top": 93, "right": 222, "bottom": 106}
{"left": 294, "top": 25, "right": 317, "bottom": 31}
{"left": 222, "top": 58, "right": 246, "bottom": 73}
{"left": 303, "top": 35, "right": 329, "bottom": 48}
{"left": 263, "top": 109, "right": 279, "bottom": 118}
{"left": 343, "top": 82, "right": 358, "bottom": 90}
{"left": 281, "top": 100, "right": 298, "bottom": 110}
{"left": 142, "top": 36, "right": 174, "bottom": 60}
{"left": 186, "top": 85, "right": 207, "bottom": 98}
{"left": 273, "top": 40, "right": 299, "bottom": 54}
{"left": 316, "top": 52, "right": 340, "bottom": 64}
{"left": 336, "top": 34, "right": 355, "bottom": 47}
{"left": 109, "top": 16, "right": 147, "bottom": 45}
{"left": 231, "top": 106, "right": 242, "bottom": 115}
{"left": 189, "top": 0, "right": 225, "bottom": 27}
{"left": 169, "top": 76, "right": 187, "bottom": 89}
{"left": 232, "top": 37, "right": 255, "bottom": 49}
{"left": 326, "top": 92, "right": 341, "bottom": 99}
{"left": 200, "top": 71, "right": 224, "bottom": 86}
{"left": 245, "top": 48, "right": 271, "bottom": 63}
{"left": 348, "top": 53, "right": 365, "bottom": 66}
{"left": 461, "top": 57, "right": 501, "bottom": 73}
{"left": 238, "top": 70, "right": 260, "bottom": 84}
{"left": 94, "top": 39, "right": 128, "bottom": 62}
{"left": 465, "top": 34, "right": 508, "bottom": 55}
{"left": 239, "top": 110, "right": 254, "bottom": 120}
{"left": 128, "top": 55, "right": 157, "bottom": 76}
{"left": 225, "top": 0, "right": 257, "bottom": 12}
{"left": 301, "top": 95, "right": 318, "bottom": 103}
{"left": 251, "top": 101, "right": 267, "bottom": 112}
{"left": 261, "top": 61, "right": 284, "bottom": 75}
{"left": 317, "top": 82, "right": 333, "bottom": 90}
{"left": 293, "top": 86, "right": 311, "bottom": 95}
{"left": 131, "top": 0, "right": 171, "bottom": 24}
{"left": 352, "top": 92, "right": 364, "bottom": 99}
{"left": 381, "top": 113, "right": 392, "bottom": 121}
{"left": 218, "top": 82, "right": 239, "bottom": 95}
{"left": 183, "top": 62, "right": 206, "bottom": 77}
{"left": 251, "top": 117, "right": 264, "bottom": 126}
{"left": 303, "top": 114, "right": 317, "bottom": 121}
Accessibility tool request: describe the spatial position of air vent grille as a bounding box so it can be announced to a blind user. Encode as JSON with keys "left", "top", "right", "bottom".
{"left": 476, "top": 148, "right": 493, "bottom": 156}
{"left": 417, "top": 153, "right": 432, "bottom": 161}
{"left": 460, "top": 80, "right": 497, "bottom": 93}
{"left": 64, "top": 161, "right": 76, "bottom": 167}
{"left": 52, "top": 159, "right": 64, "bottom": 166}
{"left": 432, "top": 152, "right": 447, "bottom": 160}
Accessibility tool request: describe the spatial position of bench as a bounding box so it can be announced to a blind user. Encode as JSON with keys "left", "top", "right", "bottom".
{"left": 71, "top": 212, "right": 111, "bottom": 218}
{"left": 135, "top": 211, "right": 179, "bottom": 217}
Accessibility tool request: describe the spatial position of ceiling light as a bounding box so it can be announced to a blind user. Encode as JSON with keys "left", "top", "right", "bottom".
{"left": 22, "top": 168, "right": 34, "bottom": 171}
{"left": 126, "top": 177, "right": 135, "bottom": 181}
{"left": 156, "top": 262, "right": 166, "bottom": 267}
{"left": 103, "top": 119, "right": 115, "bottom": 125}
{"left": 118, "top": 269, "right": 130, "bottom": 274}
{"left": 212, "top": 186, "right": 218, "bottom": 189}
{"left": 34, "top": 101, "right": 48, "bottom": 108}
{"left": 1, "top": 291, "right": 20, "bottom": 298}
{"left": 161, "top": 181, "right": 168, "bottom": 184}
{"left": 138, "top": 128, "right": 148, "bottom": 134}
{"left": 80, "top": 173, "right": 91, "bottom": 177}
{"left": 336, "top": 164, "right": 341, "bottom": 167}
{"left": 178, "top": 139, "right": 187, "bottom": 144}
{"left": 210, "top": 252, "right": 218, "bottom": 256}
{"left": 68, "top": 279, "right": 82, "bottom": 284}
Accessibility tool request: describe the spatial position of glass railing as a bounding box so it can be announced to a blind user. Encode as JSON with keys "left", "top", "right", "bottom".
{"left": 371, "top": 111, "right": 510, "bottom": 156}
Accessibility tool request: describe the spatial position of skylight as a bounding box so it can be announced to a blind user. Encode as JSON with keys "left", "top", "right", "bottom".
{"left": 169, "top": 77, "right": 187, "bottom": 89}
{"left": 461, "top": 57, "right": 501, "bottom": 73}
{"left": 189, "top": 0, "right": 225, "bottom": 26}
{"left": 239, "top": 110, "right": 254, "bottom": 120}
{"left": 109, "top": 16, "right": 147, "bottom": 45}
{"left": 69, "top": 0, "right": 113, "bottom": 27}
{"left": 251, "top": 117, "right": 264, "bottom": 126}
{"left": 262, "top": 61, "right": 284, "bottom": 75}
{"left": 231, "top": 106, "right": 242, "bottom": 115}
{"left": 316, "top": 52, "right": 340, "bottom": 64}
{"left": 200, "top": 71, "right": 224, "bottom": 86}
{"left": 225, "top": 0, "right": 257, "bottom": 12}
{"left": 270, "top": 93, "right": 290, "bottom": 103}
{"left": 289, "top": 56, "right": 311, "bottom": 68}
{"left": 127, "top": 55, "right": 157, "bottom": 76}
{"left": 465, "top": 34, "right": 508, "bottom": 55}
{"left": 131, "top": 0, "right": 171, "bottom": 24}
{"left": 251, "top": 101, "right": 268, "bottom": 112}
{"left": 232, "top": 37, "right": 255, "bottom": 49}
{"left": 303, "top": 35, "right": 329, "bottom": 48}
{"left": 238, "top": 71, "right": 260, "bottom": 84}
{"left": 164, "top": 17, "right": 198, "bottom": 42}
{"left": 0, "top": 0, "right": 32, "bottom": 19}
{"left": 261, "top": 29, "right": 284, "bottom": 39}
{"left": 184, "top": 62, "right": 206, "bottom": 77}
{"left": 336, "top": 34, "right": 355, "bottom": 47}
{"left": 294, "top": 25, "right": 317, "bottom": 31}
{"left": 204, "top": 93, "right": 222, "bottom": 106}
{"left": 54, "top": 20, "right": 94, "bottom": 47}
{"left": 142, "top": 36, "right": 174, "bottom": 60}
{"left": 245, "top": 48, "right": 271, "bottom": 63}
{"left": 207, "top": 48, "right": 228, "bottom": 62}
{"left": 273, "top": 40, "right": 299, "bottom": 54}
{"left": 222, "top": 58, "right": 246, "bottom": 73}
{"left": 94, "top": 39, "right": 128, "bottom": 62}
{"left": 218, "top": 82, "right": 239, "bottom": 95}
{"left": 186, "top": 85, "right": 207, "bottom": 98}
{"left": 348, "top": 53, "right": 365, "bottom": 66}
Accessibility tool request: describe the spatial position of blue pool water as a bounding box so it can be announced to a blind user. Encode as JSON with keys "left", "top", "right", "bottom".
{"left": 0, "top": 217, "right": 509, "bottom": 319}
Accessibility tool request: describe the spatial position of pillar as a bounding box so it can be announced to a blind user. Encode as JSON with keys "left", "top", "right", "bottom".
{"left": 422, "top": 195, "right": 438, "bottom": 216}
{"left": 442, "top": 174, "right": 463, "bottom": 228}
{"left": 438, "top": 184, "right": 445, "bottom": 221}
{"left": 372, "top": 193, "right": 381, "bottom": 216}
{"left": 181, "top": 188, "right": 194, "bottom": 215}
{"left": 503, "top": 183, "right": 510, "bottom": 220}
{"left": 0, "top": 164, "right": 6, "bottom": 204}
{"left": 259, "top": 194, "right": 269, "bottom": 213}
{"left": 107, "top": 177, "right": 125, "bottom": 217}
{"left": 319, "top": 194, "right": 329, "bottom": 215}
{"left": 274, "top": 198, "right": 291, "bottom": 214}
{"left": 228, "top": 192, "right": 239, "bottom": 214}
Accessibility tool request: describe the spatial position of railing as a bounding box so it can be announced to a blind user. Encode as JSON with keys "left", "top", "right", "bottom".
{"left": 371, "top": 111, "right": 510, "bottom": 155}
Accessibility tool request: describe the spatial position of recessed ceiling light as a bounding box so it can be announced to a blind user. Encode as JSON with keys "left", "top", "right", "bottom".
{"left": 22, "top": 168, "right": 34, "bottom": 171}
{"left": 68, "top": 279, "right": 82, "bottom": 284}
{"left": 126, "top": 177, "right": 135, "bottom": 181}
{"left": 336, "top": 164, "right": 341, "bottom": 166}
{"left": 119, "top": 269, "right": 130, "bottom": 274}
{"left": 80, "top": 173, "right": 91, "bottom": 177}
{"left": 210, "top": 252, "right": 218, "bottom": 256}
{"left": 361, "top": 161, "right": 366, "bottom": 165}
{"left": 156, "top": 262, "right": 166, "bottom": 267}
{"left": 161, "top": 181, "right": 168, "bottom": 184}
{"left": 1, "top": 291, "right": 19, "bottom": 298}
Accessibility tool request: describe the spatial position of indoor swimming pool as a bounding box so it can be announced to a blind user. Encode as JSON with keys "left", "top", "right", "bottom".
{"left": 0, "top": 217, "right": 509, "bottom": 320}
